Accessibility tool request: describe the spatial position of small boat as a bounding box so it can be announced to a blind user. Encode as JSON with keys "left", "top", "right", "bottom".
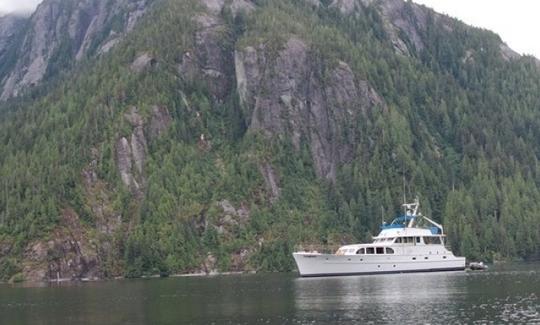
{"left": 468, "top": 261, "right": 488, "bottom": 270}
{"left": 293, "top": 198, "right": 466, "bottom": 277}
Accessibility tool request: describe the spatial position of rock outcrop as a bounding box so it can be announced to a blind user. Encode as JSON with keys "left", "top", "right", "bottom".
{"left": 0, "top": 0, "right": 149, "bottom": 100}
{"left": 235, "top": 37, "right": 384, "bottom": 181}
{"left": 149, "top": 105, "right": 172, "bottom": 139}
{"left": 376, "top": 0, "right": 431, "bottom": 55}
{"left": 201, "top": 0, "right": 255, "bottom": 16}
{"left": 178, "top": 13, "right": 233, "bottom": 101}
{"left": 499, "top": 43, "right": 520, "bottom": 62}
{"left": 116, "top": 105, "right": 172, "bottom": 193}
{"left": 130, "top": 52, "right": 157, "bottom": 73}
{"left": 0, "top": 15, "right": 26, "bottom": 67}
{"left": 116, "top": 107, "right": 146, "bottom": 192}
{"left": 22, "top": 209, "right": 100, "bottom": 282}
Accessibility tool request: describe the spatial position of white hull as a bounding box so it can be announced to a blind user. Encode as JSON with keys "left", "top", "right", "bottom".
{"left": 293, "top": 252, "right": 466, "bottom": 277}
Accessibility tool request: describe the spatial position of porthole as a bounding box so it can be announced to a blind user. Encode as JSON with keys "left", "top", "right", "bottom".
{"left": 348, "top": 258, "right": 351, "bottom": 261}
{"left": 443, "top": 256, "right": 447, "bottom": 259}
{"left": 424, "top": 257, "right": 428, "bottom": 260}
{"left": 393, "top": 265, "right": 396, "bottom": 267}
{"left": 412, "top": 257, "right": 416, "bottom": 260}
{"left": 377, "top": 265, "right": 381, "bottom": 268}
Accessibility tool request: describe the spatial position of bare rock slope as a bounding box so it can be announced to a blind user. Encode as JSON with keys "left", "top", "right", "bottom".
{"left": 0, "top": 0, "right": 148, "bottom": 100}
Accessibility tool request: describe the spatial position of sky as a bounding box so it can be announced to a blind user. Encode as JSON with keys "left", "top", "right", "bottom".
{"left": 412, "top": 0, "right": 540, "bottom": 59}
{"left": 0, "top": 0, "right": 41, "bottom": 15}
{"left": 0, "top": 0, "right": 538, "bottom": 58}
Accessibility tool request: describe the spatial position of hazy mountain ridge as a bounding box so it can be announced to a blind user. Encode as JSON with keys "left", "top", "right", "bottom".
{"left": 0, "top": 0, "right": 539, "bottom": 282}
{"left": 0, "top": 0, "right": 149, "bottom": 100}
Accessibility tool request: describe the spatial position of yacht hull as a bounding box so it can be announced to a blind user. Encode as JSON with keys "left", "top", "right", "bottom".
{"left": 293, "top": 252, "right": 466, "bottom": 277}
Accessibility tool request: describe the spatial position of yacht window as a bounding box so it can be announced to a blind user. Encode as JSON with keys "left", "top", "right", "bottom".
{"left": 376, "top": 247, "right": 384, "bottom": 254}
{"left": 385, "top": 247, "right": 394, "bottom": 254}
{"left": 356, "top": 248, "right": 365, "bottom": 254}
{"left": 395, "top": 238, "right": 402, "bottom": 243}
{"left": 366, "top": 247, "right": 375, "bottom": 254}
{"left": 424, "top": 237, "right": 442, "bottom": 245}
{"left": 416, "top": 237, "right": 421, "bottom": 243}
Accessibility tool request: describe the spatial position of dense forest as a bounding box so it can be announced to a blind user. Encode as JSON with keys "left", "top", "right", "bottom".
{"left": 0, "top": 0, "right": 539, "bottom": 282}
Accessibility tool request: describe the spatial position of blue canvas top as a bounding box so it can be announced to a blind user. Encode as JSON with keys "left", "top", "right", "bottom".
{"left": 380, "top": 215, "right": 415, "bottom": 230}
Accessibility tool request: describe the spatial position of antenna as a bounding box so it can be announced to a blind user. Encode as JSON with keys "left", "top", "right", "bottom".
{"left": 402, "top": 175, "right": 406, "bottom": 205}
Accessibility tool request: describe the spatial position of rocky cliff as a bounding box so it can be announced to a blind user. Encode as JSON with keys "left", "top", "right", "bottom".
{"left": 0, "top": 15, "right": 27, "bottom": 75}
{"left": 0, "top": 0, "right": 149, "bottom": 100}
{"left": 236, "top": 37, "right": 384, "bottom": 181}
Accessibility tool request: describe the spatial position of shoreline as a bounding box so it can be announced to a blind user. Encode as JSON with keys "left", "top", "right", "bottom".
{"left": 2, "top": 270, "right": 260, "bottom": 286}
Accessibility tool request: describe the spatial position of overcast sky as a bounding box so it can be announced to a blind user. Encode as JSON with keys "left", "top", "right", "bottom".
{"left": 412, "top": 0, "right": 539, "bottom": 59}
{"left": 0, "top": 0, "right": 538, "bottom": 58}
{"left": 0, "top": 0, "right": 41, "bottom": 15}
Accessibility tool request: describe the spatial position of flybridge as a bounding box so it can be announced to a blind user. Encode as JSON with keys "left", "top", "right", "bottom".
{"left": 380, "top": 198, "right": 444, "bottom": 235}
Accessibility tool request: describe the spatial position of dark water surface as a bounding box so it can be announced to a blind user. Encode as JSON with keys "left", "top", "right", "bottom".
{"left": 1, "top": 263, "right": 538, "bottom": 324}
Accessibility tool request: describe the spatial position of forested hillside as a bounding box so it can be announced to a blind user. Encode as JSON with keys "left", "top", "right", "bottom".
{"left": 0, "top": 0, "right": 539, "bottom": 282}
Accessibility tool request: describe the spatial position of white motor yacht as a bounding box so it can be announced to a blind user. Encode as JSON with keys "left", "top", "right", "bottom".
{"left": 293, "top": 199, "right": 466, "bottom": 277}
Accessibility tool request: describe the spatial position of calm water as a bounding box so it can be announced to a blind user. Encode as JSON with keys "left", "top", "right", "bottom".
{"left": 0, "top": 263, "right": 538, "bottom": 324}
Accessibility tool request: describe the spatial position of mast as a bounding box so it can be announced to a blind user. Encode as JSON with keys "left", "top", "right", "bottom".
{"left": 402, "top": 197, "right": 419, "bottom": 228}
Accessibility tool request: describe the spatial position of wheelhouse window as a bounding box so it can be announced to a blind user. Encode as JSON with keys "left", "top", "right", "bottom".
{"left": 423, "top": 236, "right": 442, "bottom": 245}
{"left": 385, "top": 247, "right": 394, "bottom": 254}
{"left": 376, "top": 247, "right": 384, "bottom": 254}
{"left": 401, "top": 237, "right": 414, "bottom": 244}
{"left": 366, "top": 247, "right": 375, "bottom": 254}
{"left": 395, "top": 237, "right": 402, "bottom": 243}
{"left": 356, "top": 248, "right": 365, "bottom": 255}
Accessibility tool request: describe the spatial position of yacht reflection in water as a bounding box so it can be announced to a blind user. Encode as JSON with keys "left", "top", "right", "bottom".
{"left": 293, "top": 271, "right": 464, "bottom": 323}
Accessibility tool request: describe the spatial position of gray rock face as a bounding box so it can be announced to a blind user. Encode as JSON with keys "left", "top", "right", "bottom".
{"left": 116, "top": 107, "right": 148, "bottom": 192}
{"left": 0, "top": 15, "right": 26, "bottom": 66}
{"left": 376, "top": 0, "right": 430, "bottom": 55}
{"left": 0, "top": 0, "right": 149, "bottom": 100}
{"left": 179, "top": 13, "right": 233, "bottom": 101}
{"left": 178, "top": 0, "right": 257, "bottom": 101}
{"left": 116, "top": 105, "right": 172, "bottom": 192}
{"left": 149, "top": 105, "right": 172, "bottom": 139}
{"left": 22, "top": 209, "right": 100, "bottom": 282}
{"left": 499, "top": 43, "right": 520, "bottom": 61}
{"left": 259, "top": 163, "right": 281, "bottom": 202}
{"left": 200, "top": 0, "right": 255, "bottom": 16}
{"left": 235, "top": 37, "right": 384, "bottom": 181}
{"left": 330, "top": 0, "right": 358, "bottom": 14}
{"left": 130, "top": 52, "right": 157, "bottom": 73}
{"left": 116, "top": 136, "right": 138, "bottom": 190}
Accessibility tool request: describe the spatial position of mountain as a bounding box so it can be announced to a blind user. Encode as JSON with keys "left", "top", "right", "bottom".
{"left": 0, "top": 0, "right": 148, "bottom": 100}
{"left": 0, "top": 0, "right": 539, "bottom": 282}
